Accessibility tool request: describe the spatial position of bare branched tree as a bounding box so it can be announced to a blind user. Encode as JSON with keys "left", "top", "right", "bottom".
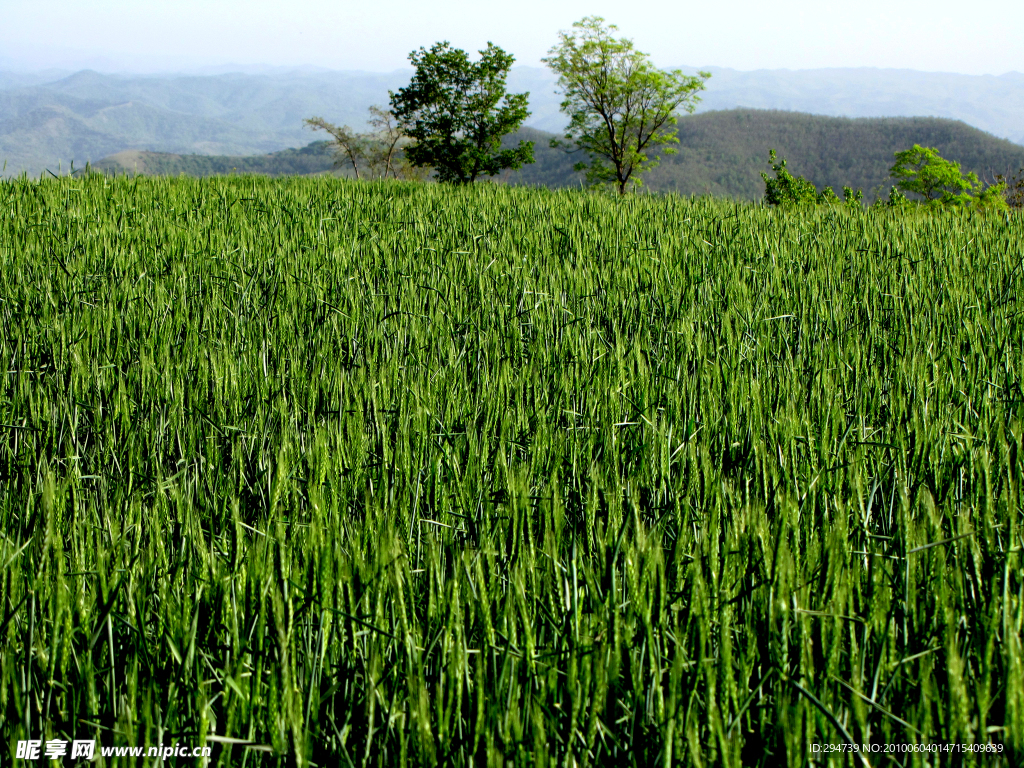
{"left": 996, "top": 167, "right": 1024, "bottom": 209}
{"left": 304, "top": 117, "right": 368, "bottom": 179}
{"left": 305, "top": 107, "right": 427, "bottom": 181}
{"left": 365, "top": 106, "right": 404, "bottom": 179}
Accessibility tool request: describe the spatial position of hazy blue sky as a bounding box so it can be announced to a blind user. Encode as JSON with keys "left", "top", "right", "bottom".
{"left": 2, "top": 0, "right": 1021, "bottom": 75}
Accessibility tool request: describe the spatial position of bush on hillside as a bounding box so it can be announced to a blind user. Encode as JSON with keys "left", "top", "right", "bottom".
{"left": 873, "top": 186, "right": 914, "bottom": 209}
{"left": 761, "top": 150, "right": 863, "bottom": 207}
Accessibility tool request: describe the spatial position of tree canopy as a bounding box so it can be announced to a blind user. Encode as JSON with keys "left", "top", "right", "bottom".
{"left": 890, "top": 144, "right": 1007, "bottom": 209}
{"left": 543, "top": 16, "right": 709, "bottom": 195}
{"left": 890, "top": 144, "right": 979, "bottom": 201}
{"left": 389, "top": 42, "right": 534, "bottom": 184}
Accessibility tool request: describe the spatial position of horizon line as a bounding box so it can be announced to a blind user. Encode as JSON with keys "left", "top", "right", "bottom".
{"left": 3, "top": 63, "right": 1023, "bottom": 79}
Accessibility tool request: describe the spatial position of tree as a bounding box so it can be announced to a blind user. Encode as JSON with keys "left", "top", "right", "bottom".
{"left": 995, "top": 167, "right": 1024, "bottom": 209}
{"left": 542, "top": 17, "right": 709, "bottom": 195}
{"left": 889, "top": 144, "right": 1007, "bottom": 210}
{"left": 389, "top": 42, "right": 534, "bottom": 184}
{"left": 890, "top": 144, "right": 979, "bottom": 202}
{"left": 305, "top": 118, "right": 368, "bottom": 178}
{"left": 305, "top": 106, "right": 426, "bottom": 181}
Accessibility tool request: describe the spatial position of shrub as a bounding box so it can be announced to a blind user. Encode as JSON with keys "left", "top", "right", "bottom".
{"left": 761, "top": 149, "right": 818, "bottom": 205}
{"left": 873, "top": 186, "right": 914, "bottom": 209}
{"left": 761, "top": 150, "right": 864, "bottom": 207}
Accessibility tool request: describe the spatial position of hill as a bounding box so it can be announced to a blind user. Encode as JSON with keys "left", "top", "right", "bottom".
{"left": 505, "top": 111, "right": 1024, "bottom": 201}
{"left": 96, "top": 111, "right": 1024, "bottom": 203}
{"left": 95, "top": 140, "right": 338, "bottom": 177}
{"left": 0, "top": 69, "right": 411, "bottom": 177}
{"left": 2, "top": 66, "right": 1022, "bottom": 177}
{"left": 692, "top": 67, "right": 1024, "bottom": 147}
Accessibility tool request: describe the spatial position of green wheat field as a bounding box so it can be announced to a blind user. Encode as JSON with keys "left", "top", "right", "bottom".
{"left": 1, "top": 174, "right": 1022, "bottom": 766}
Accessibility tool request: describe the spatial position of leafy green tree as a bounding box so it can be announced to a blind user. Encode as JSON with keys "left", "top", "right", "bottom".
{"left": 542, "top": 17, "right": 709, "bottom": 195}
{"left": 890, "top": 144, "right": 1007, "bottom": 209}
{"left": 389, "top": 42, "right": 534, "bottom": 184}
{"left": 890, "top": 144, "right": 978, "bottom": 202}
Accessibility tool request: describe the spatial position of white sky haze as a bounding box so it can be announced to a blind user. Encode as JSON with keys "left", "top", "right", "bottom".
{"left": 1, "top": 0, "right": 1021, "bottom": 75}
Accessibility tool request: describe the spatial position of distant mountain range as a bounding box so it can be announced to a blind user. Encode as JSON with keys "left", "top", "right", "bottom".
{"left": 2, "top": 66, "right": 1022, "bottom": 178}
{"left": 691, "top": 68, "right": 1024, "bottom": 146}
{"left": 95, "top": 110, "right": 1024, "bottom": 203}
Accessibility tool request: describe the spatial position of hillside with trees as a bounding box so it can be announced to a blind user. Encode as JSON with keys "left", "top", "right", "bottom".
{"left": 503, "top": 110, "right": 1024, "bottom": 201}
{"left": 3, "top": 67, "right": 1022, "bottom": 178}
{"left": 93, "top": 141, "right": 337, "bottom": 177}
{"left": 95, "top": 110, "right": 1024, "bottom": 203}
